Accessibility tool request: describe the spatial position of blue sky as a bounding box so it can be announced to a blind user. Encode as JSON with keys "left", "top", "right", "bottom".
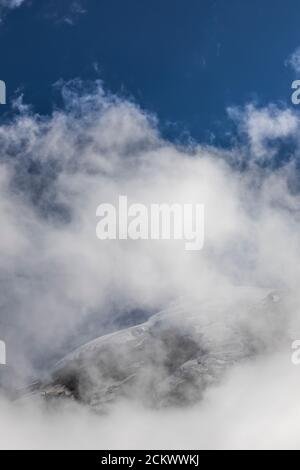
{"left": 0, "top": 0, "right": 300, "bottom": 142}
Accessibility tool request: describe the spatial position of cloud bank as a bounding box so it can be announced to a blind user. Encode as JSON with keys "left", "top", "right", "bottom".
{"left": 2, "top": 354, "right": 300, "bottom": 450}
{"left": 0, "top": 81, "right": 300, "bottom": 448}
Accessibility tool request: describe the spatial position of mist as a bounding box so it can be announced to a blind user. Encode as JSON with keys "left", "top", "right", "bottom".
{"left": 0, "top": 354, "right": 299, "bottom": 450}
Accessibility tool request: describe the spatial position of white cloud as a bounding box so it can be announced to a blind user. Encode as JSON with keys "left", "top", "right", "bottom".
{"left": 0, "top": 81, "right": 300, "bottom": 448}
{"left": 228, "top": 104, "right": 299, "bottom": 159}
{"left": 1, "top": 354, "right": 300, "bottom": 449}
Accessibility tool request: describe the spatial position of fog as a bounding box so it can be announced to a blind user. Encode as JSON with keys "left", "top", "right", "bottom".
{"left": 0, "top": 354, "right": 299, "bottom": 450}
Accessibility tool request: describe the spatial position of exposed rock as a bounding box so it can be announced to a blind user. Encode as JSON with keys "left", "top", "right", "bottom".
{"left": 29, "top": 288, "right": 288, "bottom": 411}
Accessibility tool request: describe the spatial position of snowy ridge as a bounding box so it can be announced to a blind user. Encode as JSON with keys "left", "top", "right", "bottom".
{"left": 30, "top": 288, "right": 288, "bottom": 410}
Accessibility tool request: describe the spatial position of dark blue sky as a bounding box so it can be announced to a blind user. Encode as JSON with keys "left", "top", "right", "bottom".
{"left": 0, "top": 0, "right": 299, "bottom": 142}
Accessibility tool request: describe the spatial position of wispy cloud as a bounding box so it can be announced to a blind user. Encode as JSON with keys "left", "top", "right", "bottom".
{"left": 0, "top": 0, "right": 24, "bottom": 7}
{"left": 228, "top": 104, "right": 299, "bottom": 160}
{"left": 0, "top": 0, "right": 26, "bottom": 21}
{"left": 0, "top": 0, "right": 25, "bottom": 11}
{"left": 286, "top": 46, "right": 300, "bottom": 74}
{"left": 42, "top": 1, "right": 87, "bottom": 26}
{"left": 0, "top": 1, "right": 87, "bottom": 25}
